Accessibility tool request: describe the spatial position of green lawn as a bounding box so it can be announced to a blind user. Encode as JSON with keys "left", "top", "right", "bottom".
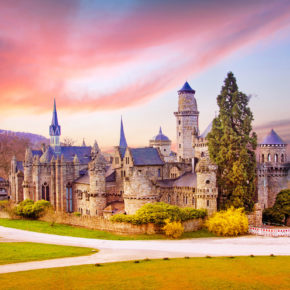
{"left": 0, "top": 242, "right": 96, "bottom": 265}
{"left": 0, "top": 218, "right": 215, "bottom": 240}
{"left": 0, "top": 256, "right": 289, "bottom": 289}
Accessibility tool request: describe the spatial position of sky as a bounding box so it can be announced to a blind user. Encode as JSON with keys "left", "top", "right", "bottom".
{"left": 1, "top": 0, "right": 290, "bottom": 150}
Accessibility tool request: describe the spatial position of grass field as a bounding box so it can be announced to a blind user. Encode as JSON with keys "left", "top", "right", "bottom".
{"left": 0, "top": 218, "right": 215, "bottom": 240}
{"left": 0, "top": 256, "right": 289, "bottom": 289}
{"left": 0, "top": 242, "right": 96, "bottom": 264}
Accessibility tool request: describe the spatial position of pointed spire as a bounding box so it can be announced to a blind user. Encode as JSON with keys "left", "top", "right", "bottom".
{"left": 92, "top": 140, "right": 100, "bottom": 154}
{"left": 82, "top": 138, "right": 86, "bottom": 147}
{"left": 49, "top": 98, "right": 61, "bottom": 137}
{"left": 119, "top": 116, "right": 128, "bottom": 148}
{"left": 159, "top": 126, "right": 162, "bottom": 135}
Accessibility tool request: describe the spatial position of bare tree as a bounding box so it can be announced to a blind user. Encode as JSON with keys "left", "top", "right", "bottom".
{"left": 61, "top": 137, "right": 75, "bottom": 147}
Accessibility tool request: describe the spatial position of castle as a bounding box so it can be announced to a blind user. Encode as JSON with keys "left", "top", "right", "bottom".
{"left": 9, "top": 82, "right": 290, "bottom": 216}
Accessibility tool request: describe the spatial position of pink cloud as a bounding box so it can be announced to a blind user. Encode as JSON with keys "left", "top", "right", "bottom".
{"left": 0, "top": 0, "right": 290, "bottom": 113}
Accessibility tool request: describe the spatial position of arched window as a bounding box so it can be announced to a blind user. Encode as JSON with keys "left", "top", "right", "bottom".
{"left": 192, "top": 197, "right": 195, "bottom": 207}
{"left": 261, "top": 154, "right": 264, "bottom": 163}
{"left": 274, "top": 154, "right": 278, "bottom": 163}
{"left": 66, "top": 183, "right": 73, "bottom": 213}
{"left": 158, "top": 168, "right": 161, "bottom": 177}
{"left": 41, "top": 182, "right": 49, "bottom": 201}
{"left": 268, "top": 153, "right": 271, "bottom": 162}
{"left": 201, "top": 152, "right": 204, "bottom": 157}
{"left": 168, "top": 195, "right": 171, "bottom": 203}
{"left": 281, "top": 154, "right": 284, "bottom": 163}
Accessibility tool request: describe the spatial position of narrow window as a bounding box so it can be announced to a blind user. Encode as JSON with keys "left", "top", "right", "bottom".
{"left": 207, "top": 200, "right": 210, "bottom": 207}
{"left": 158, "top": 168, "right": 161, "bottom": 177}
{"left": 179, "top": 144, "right": 181, "bottom": 148}
{"left": 178, "top": 120, "right": 181, "bottom": 125}
{"left": 268, "top": 153, "right": 271, "bottom": 162}
{"left": 261, "top": 154, "right": 264, "bottom": 163}
{"left": 281, "top": 154, "right": 284, "bottom": 163}
{"left": 274, "top": 154, "right": 278, "bottom": 163}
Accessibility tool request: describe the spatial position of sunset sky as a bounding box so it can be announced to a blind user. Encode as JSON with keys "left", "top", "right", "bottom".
{"left": 1, "top": 0, "right": 290, "bottom": 149}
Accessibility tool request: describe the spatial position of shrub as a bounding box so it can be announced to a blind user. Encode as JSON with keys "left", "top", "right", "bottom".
{"left": 163, "top": 219, "right": 184, "bottom": 238}
{"left": 73, "top": 212, "right": 81, "bottom": 217}
{"left": 14, "top": 199, "right": 51, "bottom": 219}
{"left": 0, "top": 200, "right": 17, "bottom": 218}
{"left": 263, "top": 189, "right": 290, "bottom": 225}
{"left": 206, "top": 207, "right": 248, "bottom": 236}
{"left": 110, "top": 202, "right": 207, "bottom": 226}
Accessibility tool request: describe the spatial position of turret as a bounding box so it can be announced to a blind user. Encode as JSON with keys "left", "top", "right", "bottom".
{"left": 195, "top": 157, "right": 218, "bottom": 216}
{"left": 88, "top": 146, "right": 107, "bottom": 216}
{"left": 49, "top": 98, "right": 61, "bottom": 153}
{"left": 174, "top": 82, "right": 199, "bottom": 162}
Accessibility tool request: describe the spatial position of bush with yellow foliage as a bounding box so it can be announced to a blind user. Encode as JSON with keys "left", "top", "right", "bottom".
{"left": 206, "top": 207, "right": 248, "bottom": 236}
{"left": 162, "top": 219, "right": 184, "bottom": 238}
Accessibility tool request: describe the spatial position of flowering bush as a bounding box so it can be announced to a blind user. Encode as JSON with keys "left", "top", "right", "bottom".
{"left": 162, "top": 219, "right": 184, "bottom": 238}
{"left": 110, "top": 202, "right": 207, "bottom": 225}
{"left": 206, "top": 207, "right": 248, "bottom": 236}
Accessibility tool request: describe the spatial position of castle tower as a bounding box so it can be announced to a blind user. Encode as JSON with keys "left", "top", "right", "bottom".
{"left": 149, "top": 127, "right": 172, "bottom": 160}
{"left": 174, "top": 82, "right": 199, "bottom": 163}
{"left": 89, "top": 145, "right": 107, "bottom": 216}
{"left": 123, "top": 169, "right": 159, "bottom": 215}
{"left": 49, "top": 99, "right": 61, "bottom": 154}
{"left": 23, "top": 147, "right": 33, "bottom": 200}
{"left": 195, "top": 157, "right": 218, "bottom": 216}
{"left": 257, "top": 129, "right": 288, "bottom": 208}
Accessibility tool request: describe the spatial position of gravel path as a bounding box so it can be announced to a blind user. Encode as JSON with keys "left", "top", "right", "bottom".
{"left": 0, "top": 226, "right": 289, "bottom": 274}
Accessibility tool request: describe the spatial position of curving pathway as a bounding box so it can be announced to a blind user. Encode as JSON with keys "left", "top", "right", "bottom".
{"left": 0, "top": 226, "right": 289, "bottom": 274}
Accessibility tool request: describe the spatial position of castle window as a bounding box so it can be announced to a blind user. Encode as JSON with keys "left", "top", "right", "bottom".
{"left": 158, "top": 168, "right": 161, "bottom": 177}
{"left": 268, "top": 154, "right": 271, "bottom": 162}
{"left": 274, "top": 154, "right": 278, "bottom": 163}
{"left": 66, "top": 183, "right": 73, "bottom": 213}
{"left": 185, "top": 196, "right": 188, "bottom": 204}
{"left": 164, "top": 149, "right": 166, "bottom": 152}
{"left": 125, "top": 157, "right": 130, "bottom": 164}
{"left": 207, "top": 200, "right": 210, "bottom": 207}
{"left": 41, "top": 182, "right": 50, "bottom": 201}
{"left": 115, "top": 157, "right": 119, "bottom": 164}
{"left": 178, "top": 120, "right": 181, "bottom": 125}
{"left": 201, "top": 152, "right": 205, "bottom": 157}
{"left": 281, "top": 154, "right": 285, "bottom": 163}
{"left": 192, "top": 197, "right": 195, "bottom": 206}
{"left": 206, "top": 180, "right": 210, "bottom": 184}
{"left": 261, "top": 154, "right": 264, "bottom": 163}
{"left": 179, "top": 132, "right": 181, "bottom": 136}
{"left": 179, "top": 144, "right": 181, "bottom": 148}
{"left": 168, "top": 195, "right": 171, "bottom": 203}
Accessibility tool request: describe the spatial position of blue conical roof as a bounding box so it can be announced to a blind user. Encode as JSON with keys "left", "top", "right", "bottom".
{"left": 49, "top": 98, "right": 61, "bottom": 136}
{"left": 260, "top": 129, "right": 285, "bottom": 145}
{"left": 178, "top": 81, "right": 195, "bottom": 93}
{"left": 119, "top": 117, "right": 127, "bottom": 148}
{"left": 199, "top": 121, "right": 212, "bottom": 138}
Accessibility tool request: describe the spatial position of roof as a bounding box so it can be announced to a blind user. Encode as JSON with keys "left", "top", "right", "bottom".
{"left": 151, "top": 127, "right": 170, "bottom": 142}
{"left": 130, "top": 147, "right": 164, "bottom": 166}
{"left": 157, "top": 172, "right": 197, "bottom": 188}
{"left": 0, "top": 177, "right": 5, "bottom": 182}
{"left": 119, "top": 117, "right": 128, "bottom": 148}
{"left": 73, "top": 167, "right": 116, "bottom": 184}
{"left": 178, "top": 81, "right": 195, "bottom": 93}
{"left": 260, "top": 129, "right": 286, "bottom": 145}
{"left": 39, "top": 146, "right": 92, "bottom": 164}
{"left": 199, "top": 121, "right": 213, "bottom": 138}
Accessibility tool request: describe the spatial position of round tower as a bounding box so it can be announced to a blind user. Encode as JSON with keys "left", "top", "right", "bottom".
{"left": 174, "top": 82, "right": 199, "bottom": 163}
{"left": 89, "top": 145, "right": 107, "bottom": 216}
{"left": 195, "top": 157, "right": 218, "bottom": 216}
{"left": 258, "top": 129, "right": 288, "bottom": 208}
{"left": 149, "top": 127, "right": 173, "bottom": 161}
{"left": 124, "top": 169, "right": 159, "bottom": 215}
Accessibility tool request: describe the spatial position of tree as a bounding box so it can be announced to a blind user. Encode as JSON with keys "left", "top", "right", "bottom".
{"left": 61, "top": 137, "right": 75, "bottom": 146}
{"left": 263, "top": 189, "right": 290, "bottom": 225}
{"left": 207, "top": 72, "right": 257, "bottom": 211}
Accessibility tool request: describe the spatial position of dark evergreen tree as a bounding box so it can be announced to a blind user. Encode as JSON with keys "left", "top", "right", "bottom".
{"left": 207, "top": 72, "right": 257, "bottom": 211}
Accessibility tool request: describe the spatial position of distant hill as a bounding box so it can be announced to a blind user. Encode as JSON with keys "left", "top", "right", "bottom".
{"left": 0, "top": 129, "right": 49, "bottom": 147}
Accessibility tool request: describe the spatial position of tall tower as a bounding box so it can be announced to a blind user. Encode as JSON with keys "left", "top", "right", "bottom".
{"left": 49, "top": 99, "right": 61, "bottom": 153}
{"left": 174, "top": 82, "right": 199, "bottom": 162}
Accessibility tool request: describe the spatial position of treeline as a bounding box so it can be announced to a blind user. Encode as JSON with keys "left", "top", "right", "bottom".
{"left": 0, "top": 135, "right": 30, "bottom": 178}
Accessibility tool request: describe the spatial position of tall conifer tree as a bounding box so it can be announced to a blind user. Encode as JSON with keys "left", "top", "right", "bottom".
{"left": 207, "top": 72, "right": 257, "bottom": 211}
